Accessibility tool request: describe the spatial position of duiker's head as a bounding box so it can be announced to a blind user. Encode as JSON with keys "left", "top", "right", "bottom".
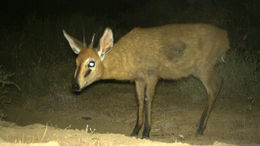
{"left": 63, "top": 28, "right": 114, "bottom": 92}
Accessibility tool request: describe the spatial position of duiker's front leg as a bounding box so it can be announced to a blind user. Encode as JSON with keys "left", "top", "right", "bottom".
{"left": 131, "top": 80, "right": 145, "bottom": 136}
{"left": 142, "top": 76, "right": 158, "bottom": 139}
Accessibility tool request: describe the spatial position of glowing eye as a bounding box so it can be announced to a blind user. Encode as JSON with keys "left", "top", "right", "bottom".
{"left": 88, "top": 60, "right": 95, "bottom": 68}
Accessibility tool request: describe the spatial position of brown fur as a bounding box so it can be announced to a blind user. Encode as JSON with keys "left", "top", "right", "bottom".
{"left": 63, "top": 23, "right": 230, "bottom": 138}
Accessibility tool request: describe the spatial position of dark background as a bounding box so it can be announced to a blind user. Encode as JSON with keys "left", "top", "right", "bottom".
{"left": 0, "top": 0, "right": 259, "bottom": 99}
{"left": 2, "top": 0, "right": 260, "bottom": 29}
{"left": 1, "top": 0, "right": 149, "bottom": 29}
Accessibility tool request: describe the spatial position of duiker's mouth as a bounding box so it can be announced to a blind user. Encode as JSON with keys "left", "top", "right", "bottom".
{"left": 72, "top": 82, "right": 82, "bottom": 92}
{"left": 71, "top": 80, "right": 95, "bottom": 93}
{"left": 72, "top": 88, "right": 82, "bottom": 93}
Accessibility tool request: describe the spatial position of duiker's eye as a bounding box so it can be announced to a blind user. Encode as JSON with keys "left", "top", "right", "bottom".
{"left": 87, "top": 60, "right": 95, "bottom": 68}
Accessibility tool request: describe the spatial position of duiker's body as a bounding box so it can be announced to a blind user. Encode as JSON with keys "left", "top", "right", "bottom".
{"left": 63, "top": 24, "right": 229, "bottom": 138}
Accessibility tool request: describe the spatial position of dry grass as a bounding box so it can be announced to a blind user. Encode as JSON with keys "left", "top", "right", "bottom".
{"left": 0, "top": 121, "right": 241, "bottom": 146}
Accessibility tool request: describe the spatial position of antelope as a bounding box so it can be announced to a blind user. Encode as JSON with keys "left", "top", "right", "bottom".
{"left": 63, "top": 24, "right": 229, "bottom": 138}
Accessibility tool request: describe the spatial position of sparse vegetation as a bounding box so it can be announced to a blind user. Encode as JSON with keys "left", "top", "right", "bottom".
{"left": 0, "top": 66, "right": 20, "bottom": 99}
{"left": 218, "top": 51, "right": 259, "bottom": 98}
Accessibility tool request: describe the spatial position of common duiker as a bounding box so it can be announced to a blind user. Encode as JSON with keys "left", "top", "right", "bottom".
{"left": 63, "top": 24, "right": 229, "bottom": 138}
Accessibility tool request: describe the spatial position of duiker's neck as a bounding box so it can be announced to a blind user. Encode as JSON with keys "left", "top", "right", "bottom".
{"left": 101, "top": 45, "right": 130, "bottom": 80}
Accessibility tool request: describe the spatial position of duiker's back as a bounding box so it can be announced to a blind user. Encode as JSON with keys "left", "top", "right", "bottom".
{"left": 111, "top": 24, "right": 229, "bottom": 79}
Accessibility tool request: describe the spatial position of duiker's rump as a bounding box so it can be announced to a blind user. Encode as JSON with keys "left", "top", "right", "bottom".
{"left": 63, "top": 24, "right": 230, "bottom": 138}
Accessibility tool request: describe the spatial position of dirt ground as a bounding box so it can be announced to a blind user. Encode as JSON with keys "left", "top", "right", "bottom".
{"left": 0, "top": 80, "right": 259, "bottom": 145}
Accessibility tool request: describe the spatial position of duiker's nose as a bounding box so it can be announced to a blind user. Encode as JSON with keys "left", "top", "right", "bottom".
{"left": 72, "top": 82, "right": 80, "bottom": 92}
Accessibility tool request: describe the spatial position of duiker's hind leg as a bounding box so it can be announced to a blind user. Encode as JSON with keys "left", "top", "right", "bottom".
{"left": 195, "top": 69, "right": 222, "bottom": 136}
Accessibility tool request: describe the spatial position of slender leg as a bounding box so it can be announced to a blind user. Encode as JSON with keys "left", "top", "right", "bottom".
{"left": 131, "top": 80, "right": 145, "bottom": 136}
{"left": 142, "top": 76, "right": 158, "bottom": 139}
{"left": 195, "top": 69, "right": 222, "bottom": 136}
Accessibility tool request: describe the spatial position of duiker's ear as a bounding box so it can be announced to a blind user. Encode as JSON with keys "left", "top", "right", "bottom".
{"left": 98, "top": 28, "right": 113, "bottom": 61}
{"left": 63, "top": 30, "right": 84, "bottom": 54}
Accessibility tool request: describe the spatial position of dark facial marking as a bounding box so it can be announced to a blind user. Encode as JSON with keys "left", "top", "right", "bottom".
{"left": 75, "top": 65, "right": 81, "bottom": 80}
{"left": 84, "top": 69, "right": 92, "bottom": 78}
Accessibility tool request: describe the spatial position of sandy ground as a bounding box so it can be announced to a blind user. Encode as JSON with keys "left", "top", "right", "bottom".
{"left": 0, "top": 81, "right": 259, "bottom": 145}
{"left": 0, "top": 120, "right": 247, "bottom": 146}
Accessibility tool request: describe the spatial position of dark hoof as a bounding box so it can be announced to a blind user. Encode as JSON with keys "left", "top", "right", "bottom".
{"left": 130, "top": 132, "right": 138, "bottom": 137}
{"left": 141, "top": 135, "right": 150, "bottom": 139}
{"left": 141, "top": 131, "right": 150, "bottom": 139}
{"left": 195, "top": 129, "right": 203, "bottom": 137}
